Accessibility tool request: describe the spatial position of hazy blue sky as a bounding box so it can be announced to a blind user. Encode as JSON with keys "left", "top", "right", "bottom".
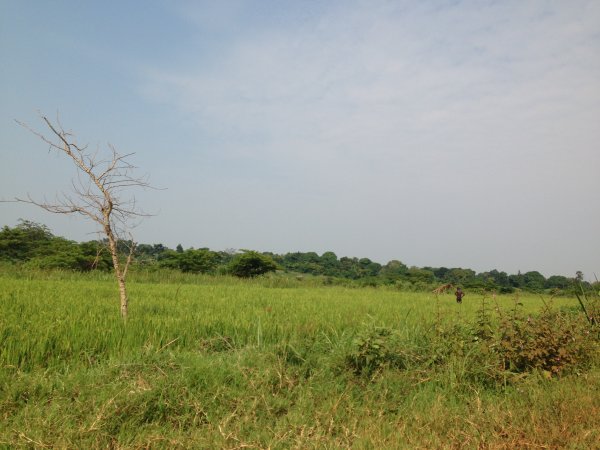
{"left": 1, "top": 1, "right": 599, "bottom": 278}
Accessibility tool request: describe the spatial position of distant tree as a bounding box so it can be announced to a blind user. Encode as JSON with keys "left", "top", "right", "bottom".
{"left": 135, "top": 243, "right": 169, "bottom": 262}
{"left": 216, "top": 249, "right": 237, "bottom": 266}
{"left": 177, "top": 248, "right": 220, "bottom": 273}
{"left": 358, "top": 257, "right": 382, "bottom": 277}
{"left": 157, "top": 250, "right": 180, "bottom": 270}
{"left": 283, "top": 251, "right": 322, "bottom": 275}
{"left": 339, "top": 257, "right": 362, "bottom": 279}
{"left": 229, "top": 251, "right": 277, "bottom": 278}
{"left": 320, "top": 251, "right": 340, "bottom": 276}
{"left": 522, "top": 271, "right": 546, "bottom": 292}
{"left": 406, "top": 267, "right": 435, "bottom": 283}
{"left": 509, "top": 272, "right": 525, "bottom": 289}
{"left": 278, "top": 251, "right": 323, "bottom": 275}
{"left": 176, "top": 244, "right": 184, "bottom": 254}
{"left": 445, "top": 268, "right": 476, "bottom": 286}
{"left": 13, "top": 115, "right": 153, "bottom": 320}
{"left": 431, "top": 267, "right": 451, "bottom": 281}
{"left": 23, "top": 238, "right": 97, "bottom": 271}
{"left": 0, "top": 221, "right": 112, "bottom": 271}
{"left": 380, "top": 260, "right": 408, "bottom": 282}
{"left": 79, "top": 240, "right": 112, "bottom": 270}
{"left": 487, "top": 269, "right": 510, "bottom": 288}
{"left": 545, "top": 275, "right": 571, "bottom": 290}
{"left": 153, "top": 243, "right": 168, "bottom": 254}
{"left": 0, "top": 220, "right": 53, "bottom": 261}
{"left": 575, "top": 271, "right": 584, "bottom": 282}
{"left": 470, "top": 272, "right": 493, "bottom": 290}
{"left": 135, "top": 244, "right": 154, "bottom": 257}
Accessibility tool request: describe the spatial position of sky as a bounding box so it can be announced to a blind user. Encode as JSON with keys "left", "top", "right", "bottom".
{"left": 1, "top": 0, "right": 599, "bottom": 279}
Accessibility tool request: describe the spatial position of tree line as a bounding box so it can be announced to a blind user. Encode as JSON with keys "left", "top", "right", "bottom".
{"left": 0, "top": 220, "right": 594, "bottom": 294}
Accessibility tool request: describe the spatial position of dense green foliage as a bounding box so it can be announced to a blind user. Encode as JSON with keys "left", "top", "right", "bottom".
{"left": 0, "top": 221, "right": 112, "bottom": 271}
{"left": 0, "top": 221, "right": 596, "bottom": 294}
{"left": 157, "top": 248, "right": 222, "bottom": 274}
{"left": 228, "top": 251, "right": 278, "bottom": 278}
{"left": 0, "top": 270, "right": 598, "bottom": 448}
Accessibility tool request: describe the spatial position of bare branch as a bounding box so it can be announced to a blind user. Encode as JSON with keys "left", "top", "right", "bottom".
{"left": 122, "top": 235, "right": 136, "bottom": 280}
{"left": 14, "top": 113, "right": 156, "bottom": 321}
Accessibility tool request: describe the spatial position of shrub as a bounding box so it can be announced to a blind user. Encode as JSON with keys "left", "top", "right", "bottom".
{"left": 497, "top": 306, "right": 599, "bottom": 376}
{"left": 346, "top": 324, "right": 407, "bottom": 376}
{"left": 228, "top": 251, "right": 278, "bottom": 278}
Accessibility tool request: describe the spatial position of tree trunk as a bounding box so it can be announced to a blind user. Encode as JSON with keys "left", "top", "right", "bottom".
{"left": 106, "top": 224, "right": 128, "bottom": 321}
{"left": 117, "top": 274, "right": 128, "bottom": 320}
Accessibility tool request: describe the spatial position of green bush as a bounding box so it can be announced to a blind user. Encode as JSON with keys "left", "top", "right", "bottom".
{"left": 497, "top": 305, "right": 599, "bottom": 376}
{"left": 159, "top": 249, "right": 221, "bottom": 273}
{"left": 228, "top": 251, "right": 278, "bottom": 278}
{"left": 346, "top": 324, "right": 407, "bottom": 376}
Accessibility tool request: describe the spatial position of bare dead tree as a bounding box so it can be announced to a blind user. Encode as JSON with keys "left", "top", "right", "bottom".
{"left": 14, "top": 114, "right": 152, "bottom": 320}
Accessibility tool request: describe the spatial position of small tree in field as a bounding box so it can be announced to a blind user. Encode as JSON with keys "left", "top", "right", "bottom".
{"left": 15, "top": 115, "right": 152, "bottom": 320}
{"left": 229, "top": 251, "right": 278, "bottom": 278}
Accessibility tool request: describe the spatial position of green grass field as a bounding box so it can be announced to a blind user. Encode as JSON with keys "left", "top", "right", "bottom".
{"left": 1, "top": 270, "right": 598, "bottom": 448}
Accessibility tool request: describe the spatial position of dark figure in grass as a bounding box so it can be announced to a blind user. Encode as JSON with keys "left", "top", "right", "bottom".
{"left": 455, "top": 287, "right": 465, "bottom": 304}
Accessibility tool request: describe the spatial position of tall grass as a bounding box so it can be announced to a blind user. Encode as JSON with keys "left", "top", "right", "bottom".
{"left": 4, "top": 272, "right": 577, "bottom": 370}
{"left": 1, "top": 271, "right": 598, "bottom": 448}
{"left": 0, "top": 275, "right": 433, "bottom": 369}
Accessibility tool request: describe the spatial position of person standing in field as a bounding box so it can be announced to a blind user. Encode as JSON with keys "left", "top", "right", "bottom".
{"left": 455, "top": 287, "right": 465, "bottom": 304}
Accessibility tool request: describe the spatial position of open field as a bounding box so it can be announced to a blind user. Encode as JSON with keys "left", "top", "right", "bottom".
{"left": 1, "top": 270, "right": 599, "bottom": 448}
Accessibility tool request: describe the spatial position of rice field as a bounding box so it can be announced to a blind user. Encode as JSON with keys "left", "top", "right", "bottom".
{"left": 1, "top": 270, "right": 598, "bottom": 448}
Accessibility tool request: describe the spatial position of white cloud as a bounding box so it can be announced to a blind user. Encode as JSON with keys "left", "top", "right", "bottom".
{"left": 145, "top": 1, "right": 598, "bottom": 150}
{"left": 3, "top": 0, "right": 597, "bottom": 276}
{"left": 138, "top": 0, "right": 600, "bottom": 274}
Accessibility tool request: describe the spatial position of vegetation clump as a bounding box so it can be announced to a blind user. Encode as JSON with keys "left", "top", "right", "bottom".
{"left": 343, "top": 296, "right": 599, "bottom": 384}
{"left": 1, "top": 272, "right": 599, "bottom": 448}
{"left": 2, "top": 221, "right": 598, "bottom": 295}
{"left": 346, "top": 324, "right": 407, "bottom": 376}
{"left": 497, "top": 302, "right": 599, "bottom": 376}
{"left": 227, "top": 251, "right": 278, "bottom": 278}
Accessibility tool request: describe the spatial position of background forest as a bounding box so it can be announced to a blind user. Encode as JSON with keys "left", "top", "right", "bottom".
{"left": 1, "top": 220, "right": 594, "bottom": 295}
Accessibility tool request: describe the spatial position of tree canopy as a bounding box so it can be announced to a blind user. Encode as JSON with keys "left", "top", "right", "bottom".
{"left": 0, "top": 221, "right": 594, "bottom": 295}
{"left": 228, "top": 251, "right": 278, "bottom": 278}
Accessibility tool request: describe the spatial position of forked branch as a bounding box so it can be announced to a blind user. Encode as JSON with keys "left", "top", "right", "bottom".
{"left": 13, "top": 113, "right": 154, "bottom": 320}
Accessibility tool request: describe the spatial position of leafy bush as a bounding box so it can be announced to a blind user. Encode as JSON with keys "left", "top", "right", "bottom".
{"left": 346, "top": 324, "right": 407, "bottom": 376}
{"left": 228, "top": 251, "right": 278, "bottom": 278}
{"left": 344, "top": 298, "right": 599, "bottom": 384}
{"left": 21, "top": 240, "right": 112, "bottom": 272}
{"left": 159, "top": 249, "right": 221, "bottom": 274}
{"left": 497, "top": 305, "right": 599, "bottom": 376}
